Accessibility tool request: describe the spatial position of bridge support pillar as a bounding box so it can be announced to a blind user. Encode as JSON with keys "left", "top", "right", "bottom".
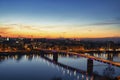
{"left": 53, "top": 52, "right": 58, "bottom": 62}
{"left": 87, "top": 58, "right": 93, "bottom": 75}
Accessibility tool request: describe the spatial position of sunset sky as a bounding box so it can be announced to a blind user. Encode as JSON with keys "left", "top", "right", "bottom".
{"left": 0, "top": 0, "right": 120, "bottom": 38}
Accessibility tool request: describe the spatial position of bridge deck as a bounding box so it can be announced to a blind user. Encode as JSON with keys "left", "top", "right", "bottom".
{"left": 41, "top": 55, "right": 104, "bottom": 79}
{"left": 41, "top": 49, "right": 120, "bottom": 67}
{"left": 69, "top": 52, "right": 120, "bottom": 67}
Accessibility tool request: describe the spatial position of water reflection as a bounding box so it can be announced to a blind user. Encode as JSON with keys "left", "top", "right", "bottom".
{"left": 16, "top": 55, "right": 23, "bottom": 61}
{"left": 103, "top": 65, "right": 115, "bottom": 79}
{"left": 86, "top": 52, "right": 120, "bottom": 62}
{"left": 0, "top": 53, "right": 120, "bottom": 80}
{"left": 27, "top": 55, "right": 33, "bottom": 61}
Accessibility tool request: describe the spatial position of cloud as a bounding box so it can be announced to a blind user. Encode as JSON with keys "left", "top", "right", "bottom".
{"left": 0, "top": 26, "right": 13, "bottom": 30}
{"left": 20, "top": 25, "right": 41, "bottom": 31}
{"left": 88, "top": 30, "right": 92, "bottom": 32}
{"left": 0, "top": 24, "right": 43, "bottom": 32}
{"left": 0, "top": 26, "right": 13, "bottom": 32}
{"left": 0, "top": 24, "right": 51, "bottom": 37}
{"left": 114, "top": 17, "right": 120, "bottom": 21}
{"left": 90, "top": 17, "right": 120, "bottom": 26}
{"left": 89, "top": 21, "right": 120, "bottom": 26}
{"left": 0, "top": 31, "right": 7, "bottom": 34}
{"left": 69, "top": 17, "right": 120, "bottom": 27}
{"left": 0, "top": 26, "right": 13, "bottom": 35}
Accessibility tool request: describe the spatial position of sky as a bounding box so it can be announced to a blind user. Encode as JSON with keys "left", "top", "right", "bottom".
{"left": 0, "top": 0, "right": 120, "bottom": 38}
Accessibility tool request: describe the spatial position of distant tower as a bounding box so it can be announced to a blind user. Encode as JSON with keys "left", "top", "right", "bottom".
{"left": 0, "top": 35, "right": 2, "bottom": 42}
{"left": 107, "top": 41, "right": 115, "bottom": 51}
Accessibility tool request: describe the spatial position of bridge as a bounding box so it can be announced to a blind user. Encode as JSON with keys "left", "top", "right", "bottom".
{"left": 40, "top": 52, "right": 114, "bottom": 80}
{"left": 0, "top": 51, "right": 119, "bottom": 80}
{"left": 0, "top": 49, "right": 120, "bottom": 67}
{"left": 39, "top": 49, "right": 120, "bottom": 67}
{"left": 40, "top": 53, "right": 102, "bottom": 79}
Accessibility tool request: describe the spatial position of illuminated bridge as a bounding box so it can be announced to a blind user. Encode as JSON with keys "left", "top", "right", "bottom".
{"left": 39, "top": 49, "right": 120, "bottom": 67}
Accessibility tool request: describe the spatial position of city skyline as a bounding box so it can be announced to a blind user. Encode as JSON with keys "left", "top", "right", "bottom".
{"left": 0, "top": 0, "right": 120, "bottom": 38}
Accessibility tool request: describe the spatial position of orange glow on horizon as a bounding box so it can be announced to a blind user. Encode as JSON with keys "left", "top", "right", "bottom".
{"left": 0, "top": 23, "right": 120, "bottom": 38}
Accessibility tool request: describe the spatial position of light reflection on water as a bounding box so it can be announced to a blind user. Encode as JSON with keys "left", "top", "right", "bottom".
{"left": 0, "top": 53, "right": 120, "bottom": 80}
{"left": 85, "top": 52, "right": 120, "bottom": 62}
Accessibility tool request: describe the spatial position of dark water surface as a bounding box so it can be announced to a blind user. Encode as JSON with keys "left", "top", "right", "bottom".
{"left": 0, "top": 52, "right": 120, "bottom": 80}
